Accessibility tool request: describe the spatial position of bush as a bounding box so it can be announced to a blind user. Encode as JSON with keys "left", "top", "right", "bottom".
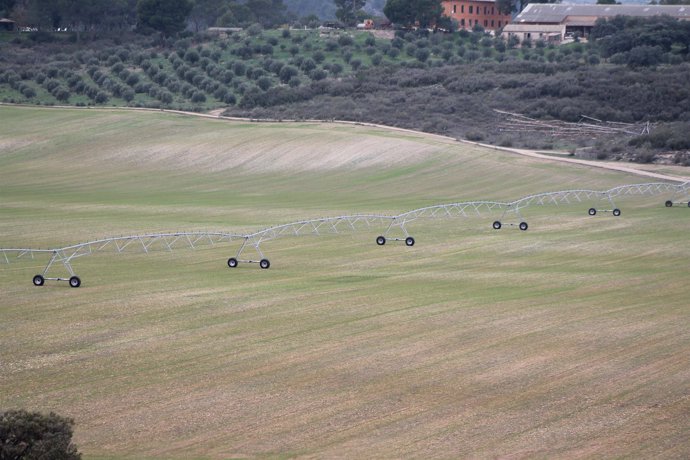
{"left": 279, "top": 65, "right": 298, "bottom": 83}
{"left": 0, "top": 410, "right": 81, "bottom": 459}
{"left": 21, "top": 86, "right": 37, "bottom": 98}
{"left": 310, "top": 68, "right": 327, "bottom": 81}
{"left": 191, "top": 91, "right": 207, "bottom": 103}
{"left": 95, "top": 91, "right": 109, "bottom": 103}
{"left": 232, "top": 61, "right": 246, "bottom": 76}
{"left": 301, "top": 58, "right": 316, "bottom": 72}
{"left": 122, "top": 88, "right": 135, "bottom": 102}
{"left": 126, "top": 73, "right": 140, "bottom": 86}
{"left": 257, "top": 76, "right": 273, "bottom": 91}
{"left": 338, "top": 35, "right": 354, "bottom": 47}
{"left": 416, "top": 48, "right": 430, "bottom": 63}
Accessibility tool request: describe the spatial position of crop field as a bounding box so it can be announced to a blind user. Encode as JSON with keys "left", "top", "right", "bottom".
{"left": 1, "top": 106, "right": 689, "bottom": 458}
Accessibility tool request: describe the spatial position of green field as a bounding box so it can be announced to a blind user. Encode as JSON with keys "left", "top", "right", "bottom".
{"left": 1, "top": 106, "right": 689, "bottom": 458}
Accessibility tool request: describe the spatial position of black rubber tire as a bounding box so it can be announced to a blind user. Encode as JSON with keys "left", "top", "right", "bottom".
{"left": 259, "top": 259, "right": 270, "bottom": 269}
{"left": 519, "top": 222, "right": 529, "bottom": 231}
{"left": 492, "top": 221, "right": 502, "bottom": 230}
{"left": 613, "top": 208, "right": 621, "bottom": 217}
{"left": 227, "top": 257, "right": 238, "bottom": 268}
{"left": 69, "top": 276, "right": 81, "bottom": 288}
{"left": 687, "top": 202, "right": 690, "bottom": 208}
{"left": 32, "top": 274, "right": 45, "bottom": 286}
{"left": 405, "top": 236, "right": 415, "bottom": 247}
{"left": 376, "top": 236, "right": 386, "bottom": 246}
{"left": 588, "top": 208, "right": 597, "bottom": 216}
{"left": 665, "top": 200, "right": 673, "bottom": 207}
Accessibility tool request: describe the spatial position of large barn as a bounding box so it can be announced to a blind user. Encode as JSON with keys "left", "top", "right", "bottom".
{"left": 503, "top": 4, "right": 690, "bottom": 44}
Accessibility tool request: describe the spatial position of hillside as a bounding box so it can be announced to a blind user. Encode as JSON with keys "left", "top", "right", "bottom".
{"left": 1, "top": 107, "right": 690, "bottom": 458}
{"left": 1, "top": 22, "right": 689, "bottom": 163}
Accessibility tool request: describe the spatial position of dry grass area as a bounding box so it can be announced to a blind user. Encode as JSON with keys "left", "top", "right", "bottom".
{"left": 1, "top": 106, "right": 689, "bottom": 459}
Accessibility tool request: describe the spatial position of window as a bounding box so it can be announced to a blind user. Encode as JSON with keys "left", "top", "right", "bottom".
{"left": 484, "top": 6, "right": 488, "bottom": 14}
{"left": 484, "top": 19, "right": 488, "bottom": 27}
{"left": 498, "top": 21, "right": 502, "bottom": 27}
{"left": 461, "top": 5, "right": 464, "bottom": 13}
{"left": 492, "top": 7, "right": 495, "bottom": 14}
{"left": 469, "top": 5, "right": 473, "bottom": 13}
{"left": 453, "top": 5, "right": 456, "bottom": 13}
{"left": 461, "top": 18, "right": 465, "bottom": 26}
{"left": 491, "top": 20, "right": 494, "bottom": 27}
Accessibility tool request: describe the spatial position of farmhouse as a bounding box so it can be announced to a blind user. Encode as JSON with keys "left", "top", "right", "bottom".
{"left": 442, "top": 0, "right": 512, "bottom": 31}
{"left": 503, "top": 4, "right": 690, "bottom": 43}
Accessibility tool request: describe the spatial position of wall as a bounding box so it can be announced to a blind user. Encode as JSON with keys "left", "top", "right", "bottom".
{"left": 442, "top": 0, "right": 512, "bottom": 31}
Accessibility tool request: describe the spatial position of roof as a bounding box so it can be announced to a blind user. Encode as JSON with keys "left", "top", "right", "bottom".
{"left": 444, "top": 0, "right": 501, "bottom": 3}
{"left": 503, "top": 24, "right": 565, "bottom": 33}
{"left": 514, "top": 4, "right": 690, "bottom": 24}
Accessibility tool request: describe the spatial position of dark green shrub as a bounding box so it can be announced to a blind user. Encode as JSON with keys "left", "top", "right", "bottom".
{"left": 257, "top": 76, "right": 273, "bottom": 91}
{"left": 95, "top": 91, "right": 109, "bottom": 103}
{"left": 0, "top": 410, "right": 81, "bottom": 460}
{"left": 310, "top": 68, "right": 327, "bottom": 81}
{"left": 191, "top": 91, "right": 207, "bottom": 103}
{"left": 279, "top": 65, "right": 298, "bottom": 83}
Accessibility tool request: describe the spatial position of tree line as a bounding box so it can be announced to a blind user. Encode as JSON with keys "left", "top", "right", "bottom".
{"left": 0, "top": 0, "right": 452, "bottom": 35}
{"left": 0, "top": 0, "right": 356, "bottom": 35}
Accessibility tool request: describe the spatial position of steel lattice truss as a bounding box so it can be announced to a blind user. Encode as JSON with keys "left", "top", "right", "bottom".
{"left": 2, "top": 182, "right": 689, "bottom": 287}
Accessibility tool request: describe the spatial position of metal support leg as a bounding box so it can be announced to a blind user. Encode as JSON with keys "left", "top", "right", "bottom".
{"left": 377, "top": 218, "right": 415, "bottom": 246}
{"left": 33, "top": 251, "right": 82, "bottom": 287}
{"left": 227, "top": 237, "right": 271, "bottom": 269}
{"left": 493, "top": 205, "right": 528, "bottom": 231}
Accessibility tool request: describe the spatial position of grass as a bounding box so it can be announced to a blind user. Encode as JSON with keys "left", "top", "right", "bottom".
{"left": 1, "top": 106, "right": 689, "bottom": 458}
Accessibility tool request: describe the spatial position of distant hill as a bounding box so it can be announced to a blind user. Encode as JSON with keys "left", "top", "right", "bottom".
{"left": 284, "top": 0, "right": 386, "bottom": 20}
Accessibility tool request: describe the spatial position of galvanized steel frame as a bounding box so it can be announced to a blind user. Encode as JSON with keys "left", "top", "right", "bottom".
{"left": 2, "top": 182, "right": 688, "bottom": 285}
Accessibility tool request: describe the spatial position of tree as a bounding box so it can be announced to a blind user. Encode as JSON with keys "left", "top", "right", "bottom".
{"left": 188, "top": 0, "right": 229, "bottom": 31}
{"left": 383, "top": 0, "right": 442, "bottom": 29}
{"left": 0, "top": 410, "right": 81, "bottom": 459}
{"left": 1, "top": 0, "right": 16, "bottom": 16}
{"left": 219, "top": 0, "right": 290, "bottom": 27}
{"left": 136, "top": 0, "right": 192, "bottom": 35}
{"left": 334, "top": 0, "right": 366, "bottom": 26}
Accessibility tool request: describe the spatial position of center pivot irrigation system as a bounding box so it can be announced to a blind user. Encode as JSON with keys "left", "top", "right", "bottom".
{"left": 2, "top": 182, "right": 689, "bottom": 288}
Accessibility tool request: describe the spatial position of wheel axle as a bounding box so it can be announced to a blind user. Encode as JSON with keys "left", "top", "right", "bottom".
{"left": 375, "top": 236, "right": 415, "bottom": 246}
{"left": 32, "top": 274, "right": 81, "bottom": 288}
{"left": 588, "top": 208, "right": 621, "bottom": 216}
{"left": 492, "top": 221, "right": 528, "bottom": 231}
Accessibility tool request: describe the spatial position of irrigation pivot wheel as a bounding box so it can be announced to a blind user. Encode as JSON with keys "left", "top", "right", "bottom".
{"left": 32, "top": 274, "right": 45, "bottom": 286}
{"left": 376, "top": 236, "right": 386, "bottom": 245}
{"left": 69, "top": 276, "right": 81, "bottom": 288}
{"left": 405, "top": 237, "right": 415, "bottom": 246}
